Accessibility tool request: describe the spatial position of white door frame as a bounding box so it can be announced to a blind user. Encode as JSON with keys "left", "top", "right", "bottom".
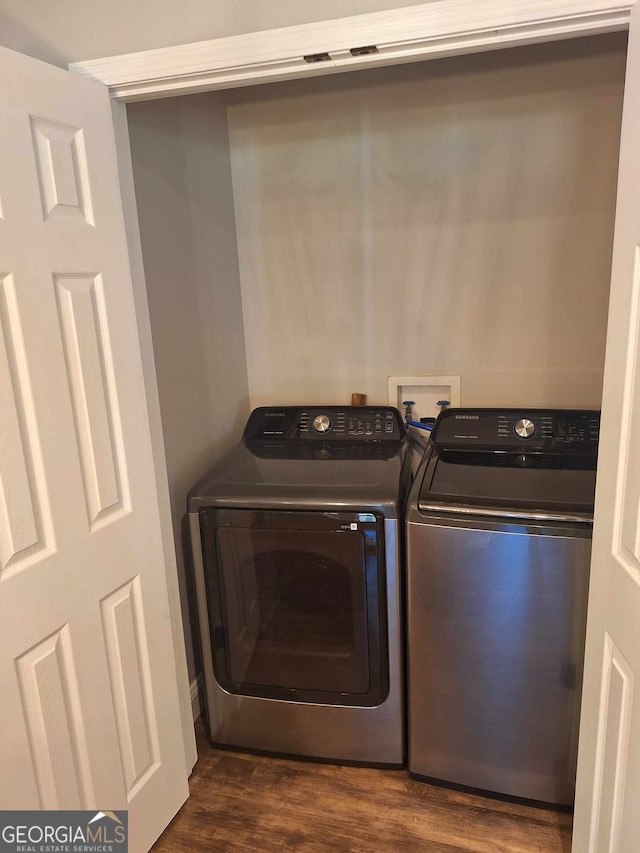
{"left": 70, "top": 0, "right": 633, "bottom": 101}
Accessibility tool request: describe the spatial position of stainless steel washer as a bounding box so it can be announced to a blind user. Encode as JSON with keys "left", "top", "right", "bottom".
{"left": 406, "top": 408, "right": 600, "bottom": 805}
{"left": 188, "top": 405, "right": 410, "bottom": 766}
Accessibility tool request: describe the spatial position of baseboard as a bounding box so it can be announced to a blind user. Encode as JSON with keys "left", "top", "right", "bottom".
{"left": 190, "top": 674, "right": 203, "bottom": 721}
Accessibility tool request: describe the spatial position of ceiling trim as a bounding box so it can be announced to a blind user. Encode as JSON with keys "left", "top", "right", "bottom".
{"left": 69, "top": 0, "right": 632, "bottom": 102}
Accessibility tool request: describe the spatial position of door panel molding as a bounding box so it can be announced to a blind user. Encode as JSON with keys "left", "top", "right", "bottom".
{"left": 588, "top": 633, "right": 634, "bottom": 853}
{"left": 30, "top": 118, "right": 94, "bottom": 225}
{"left": 613, "top": 245, "right": 640, "bottom": 588}
{"left": 0, "top": 273, "right": 53, "bottom": 576}
{"left": 54, "top": 273, "right": 130, "bottom": 529}
{"left": 100, "top": 577, "right": 160, "bottom": 799}
{"left": 16, "top": 626, "right": 95, "bottom": 810}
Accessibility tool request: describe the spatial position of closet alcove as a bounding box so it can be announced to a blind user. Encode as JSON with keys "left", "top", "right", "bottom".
{"left": 125, "top": 31, "right": 627, "bottom": 687}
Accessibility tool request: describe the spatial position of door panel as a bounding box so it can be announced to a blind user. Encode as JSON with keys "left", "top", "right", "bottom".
{"left": 30, "top": 117, "right": 93, "bottom": 223}
{"left": 0, "top": 271, "right": 53, "bottom": 572}
{"left": 0, "top": 46, "right": 190, "bottom": 852}
{"left": 100, "top": 577, "right": 160, "bottom": 796}
{"left": 573, "top": 6, "right": 640, "bottom": 851}
{"left": 16, "top": 626, "right": 95, "bottom": 810}
{"left": 54, "top": 272, "right": 128, "bottom": 527}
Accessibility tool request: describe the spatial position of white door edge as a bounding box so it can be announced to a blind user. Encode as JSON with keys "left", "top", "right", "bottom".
{"left": 572, "top": 2, "right": 640, "bottom": 847}
{"left": 69, "top": 0, "right": 633, "bottom": 102}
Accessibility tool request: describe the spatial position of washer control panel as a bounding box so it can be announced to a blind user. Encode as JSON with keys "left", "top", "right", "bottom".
{"left": 244, "top": 406, "right": 404, "bottom": 441}
{"left": 432, "top": 408, "right": 600, "bottom": 449}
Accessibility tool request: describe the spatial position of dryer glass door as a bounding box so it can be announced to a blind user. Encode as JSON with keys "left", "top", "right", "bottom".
{"left": 199, "top": 509, "right": 388, "bottom": 706}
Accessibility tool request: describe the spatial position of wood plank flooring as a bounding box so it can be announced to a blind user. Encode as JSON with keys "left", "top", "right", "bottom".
{"left": 152, "top": 723, "right": 572, "bottom": 852}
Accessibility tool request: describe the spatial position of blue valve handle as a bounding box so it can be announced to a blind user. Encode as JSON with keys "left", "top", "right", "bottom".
{"left": 406, "top": 418, "right": 432, "bottom": 431}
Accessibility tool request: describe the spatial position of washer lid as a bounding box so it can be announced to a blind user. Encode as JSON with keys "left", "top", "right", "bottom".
{"left": 418, "top": 447, "right": 597, "bottom": 519}
{"left": 187, "top": 437, "right": 408, "bottom": 516}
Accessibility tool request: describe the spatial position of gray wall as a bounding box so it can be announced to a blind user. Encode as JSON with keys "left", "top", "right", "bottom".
{"left": 228, "top": 35, "right": 626, "bottom": 410}
{"left": 0, "top": 0, "right": 432, "bottom": 67}
{"left": 127, "top": 93, "right": 250, "bottom": 683}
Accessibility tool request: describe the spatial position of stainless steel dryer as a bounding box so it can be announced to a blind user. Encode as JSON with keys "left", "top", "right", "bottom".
{"left": 188, "top": 405, "right": 410, "bottom": 765}
{"left": 406, "top": 408, "right": 600, "bottom": 805}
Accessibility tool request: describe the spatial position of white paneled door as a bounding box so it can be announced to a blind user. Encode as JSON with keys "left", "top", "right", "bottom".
{"left": 573, "top": 5, "right": 640, "bottom": 852}
{"left": 0, "top": 46, "right": 190, "bottom": 851}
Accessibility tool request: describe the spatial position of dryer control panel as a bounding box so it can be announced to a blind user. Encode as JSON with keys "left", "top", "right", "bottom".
{"left": 244, "top": 406, "right": 405, "bottom": 441}
{"left": 432, "top": 408, "right": 600, "bottom": 450}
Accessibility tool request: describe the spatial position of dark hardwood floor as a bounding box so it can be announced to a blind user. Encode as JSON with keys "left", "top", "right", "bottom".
{"left": 152, "top": 722, "right": 572, "bottom": 852}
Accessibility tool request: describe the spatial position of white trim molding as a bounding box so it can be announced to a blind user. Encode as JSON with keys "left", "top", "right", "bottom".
{"left": 69, "top": 0, "right": 632, "bottom": 101}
